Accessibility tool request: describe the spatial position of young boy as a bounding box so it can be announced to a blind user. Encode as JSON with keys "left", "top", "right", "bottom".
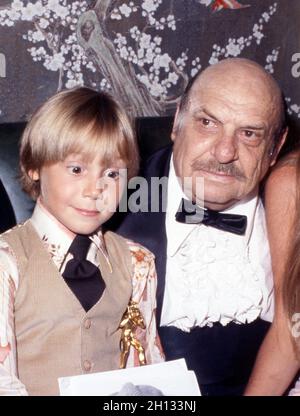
{"left": 0, "top": 87, "right": 164, "bottom": 396}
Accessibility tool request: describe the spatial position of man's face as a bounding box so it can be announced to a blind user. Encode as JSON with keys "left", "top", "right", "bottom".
{"left": 172, "top": 73, "right": 284, "bottom": 211}
{"left": 32, "top": 154, "right": 127, "bottom": 235}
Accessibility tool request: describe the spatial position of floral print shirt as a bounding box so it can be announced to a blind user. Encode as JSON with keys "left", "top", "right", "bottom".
{"left": 0, "top": 201, "right": 164, "bottom": 396}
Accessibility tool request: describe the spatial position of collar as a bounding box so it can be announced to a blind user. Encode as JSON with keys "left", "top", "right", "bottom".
{"left": 166, "top": 155, "right": 259, "bottom": 257}
{"left": 30, "top": 199, "right": 111, "bottom": 270}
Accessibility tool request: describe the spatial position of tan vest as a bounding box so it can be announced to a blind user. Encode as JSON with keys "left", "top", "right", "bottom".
{"left": 2, "top": 222, "right": 133, "bottom": 396}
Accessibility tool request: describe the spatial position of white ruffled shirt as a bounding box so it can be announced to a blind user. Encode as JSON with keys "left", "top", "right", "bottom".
{"left": 160, "top": 157, "right": 274, "bottom": 332}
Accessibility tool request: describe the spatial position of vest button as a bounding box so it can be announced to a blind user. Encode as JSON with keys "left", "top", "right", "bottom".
{"left": 84, "top": 318, "right": 91, "bottom": 329}
{"left": 83, "top": 360, "right": 92, "bottom": 372}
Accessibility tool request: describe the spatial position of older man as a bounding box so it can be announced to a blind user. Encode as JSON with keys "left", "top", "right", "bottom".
{"left": 116, "top": 58, "right": 287, "bottom": 395}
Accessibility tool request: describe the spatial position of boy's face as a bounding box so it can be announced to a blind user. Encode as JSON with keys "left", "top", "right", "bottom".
{"left": 32, "top": 153, "right": 127, "bottom": 235}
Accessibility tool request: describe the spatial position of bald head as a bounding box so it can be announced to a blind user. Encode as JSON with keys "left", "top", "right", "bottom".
{"left": 177, "top": 58, "right": 286, "bottom": 142}
{"left": 197, "top": 58, "right": 280, "bottom": 91}
{"left": 171, "top": 57, "right": 288, "bottom": 210}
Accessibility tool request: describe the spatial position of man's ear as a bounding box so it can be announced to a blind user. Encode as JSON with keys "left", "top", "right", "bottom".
{"left": 270, "top": 127, "right": 288, "bottom": 167}
{"left": 28, "top": 169, "right": 40, "bottom": 181}
{"left": 171, "top": 106, "right": 180, "bottom": 142}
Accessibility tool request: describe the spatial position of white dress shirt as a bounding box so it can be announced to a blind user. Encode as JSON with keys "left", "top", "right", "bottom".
{"left": 160, "top": 157, "right": 274, "bottom": 332}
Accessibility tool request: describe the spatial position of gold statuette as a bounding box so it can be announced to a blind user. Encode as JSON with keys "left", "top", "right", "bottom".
{"left": 119, "top": 300, "right": 146, "bottom": 368}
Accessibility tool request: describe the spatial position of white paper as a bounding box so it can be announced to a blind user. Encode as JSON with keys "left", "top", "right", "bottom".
{"left": 58, "top": 359, "right": 201, "bottom": 396}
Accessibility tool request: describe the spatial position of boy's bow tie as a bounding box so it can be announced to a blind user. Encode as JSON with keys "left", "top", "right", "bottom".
{"left": 62, "top": 234, "right": 105, "bottom": 311}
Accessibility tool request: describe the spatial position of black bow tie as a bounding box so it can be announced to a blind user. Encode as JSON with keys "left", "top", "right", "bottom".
{"left": 175, "top": 199, "right": 247, "bottom": 236}
{"left": 62, "top": 234, "right": 105, "bottom": 311}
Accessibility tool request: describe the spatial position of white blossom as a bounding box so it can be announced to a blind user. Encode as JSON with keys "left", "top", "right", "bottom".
{"left": 111, "top": 11, "right": 122, "bottom": 20}
{"left": 21, "top": 4, "right": 37, "bottom": 21}
{"left": 48, "top": 0, "right": 60, "bottom": 9}
{"left": 119, "top": 46, "right": 129, "bottom": 59}
{"left": 142, "top": 0, "right": 158, "bottom": 14}
{"left": 153, "top": 53, "right": 171, "bottom": 70}
{"left": 39, "top": 18, "right": 49, "bottom": 29}
{"left": 265, "top": 48, "right": 279, "bottom": 74}
{"left": 168, "top": 72, "right": 179, "bottom": 84}
{"left": 287, "top": 99, "right": 300, "bottom": 119}
{"left": 150, "top": 81, "right": 164, "bottom": 97}
{"left": 226, "top": 42, "right": 241, "bottom": 57}
{"left": 145, "top": 48, "right": 155, "bottom": 63}
{"left": 114, "top": 33, "right": 127, "bottom": 48}
{"left": 262, "top": 12, "right": 270, "bottom": 22}
{"left": 191, "top": 68, "right": 198, "bottom": 77}
{"left": 119, "top": 4, "right": 132, "bottom": 18}
{"left": 66, "top": 78, "right": 80, "bottom": 88}
{"left": 137, "top": 48, "right": 144, "bottom": 59}
{"left": 11, "top": 0, "right": 23, "bottom": 11}
{"left": 154, "top": 36, "right": 162, "bottom": 45}
{"left": 139, "top": 33, "right": 151, "bottom": 49}
{"left": 199, "top": 0, "right": 212, "bottom": 5}
{"left": 55, "top": 6, "right": 68, "bottom": 20}
{"left": 7, "top": 9, "right": 20, "bottom": 21}
{"left": 208, "top": 56, "right": 219, "bottom": 65}
{"left": 45, "top": 52, "right": 65, "bottom": 71}
{"left": 32, "top": 30, "right": 45, "bottom": 42}
{"left": 33, "top": 1, "right": 44, "bottom": 17}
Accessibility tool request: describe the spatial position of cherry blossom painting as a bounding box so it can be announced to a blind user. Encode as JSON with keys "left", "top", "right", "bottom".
{"left": 0, "top": 0, "right": 299, "bottom": 128}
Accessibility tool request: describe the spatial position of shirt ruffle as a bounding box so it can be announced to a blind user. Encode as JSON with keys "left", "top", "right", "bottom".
{"left": 289, "top": 379, "right": 300, "bottom": 396}
{"left": 166, "top": 227, "right": 270, "bottom": 332}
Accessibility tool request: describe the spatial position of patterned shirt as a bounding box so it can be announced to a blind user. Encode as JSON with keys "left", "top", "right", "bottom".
{"left": 0, "top": 201, "right": 164, "bottom": 396}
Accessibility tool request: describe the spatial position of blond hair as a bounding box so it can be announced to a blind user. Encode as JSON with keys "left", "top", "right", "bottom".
{"left": 20, "top": 87, "right": 139, "bottom": 199}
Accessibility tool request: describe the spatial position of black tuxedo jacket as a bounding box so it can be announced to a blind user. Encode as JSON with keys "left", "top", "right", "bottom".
{"left": 0, "top": 179, "right": 16, "bottom": 233}
{"left": 115, "top": 145, "right": 270, "bottom": 395}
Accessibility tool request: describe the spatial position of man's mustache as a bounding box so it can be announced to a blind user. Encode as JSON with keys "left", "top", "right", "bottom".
{"left": 191, "top": 160, "right": 246, "bottom": 180}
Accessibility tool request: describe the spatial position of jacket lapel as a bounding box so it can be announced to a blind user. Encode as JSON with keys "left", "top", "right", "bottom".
{"left": 117, "top": 145, "right": 173, "bottom": 323}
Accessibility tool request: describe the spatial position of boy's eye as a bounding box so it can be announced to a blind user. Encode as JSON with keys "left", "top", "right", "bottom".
{"left": 105, "top": 170, "right": 120, "bottom": 179}
{"left": 67, "top": 165, "right": 83, "bottom": 175}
